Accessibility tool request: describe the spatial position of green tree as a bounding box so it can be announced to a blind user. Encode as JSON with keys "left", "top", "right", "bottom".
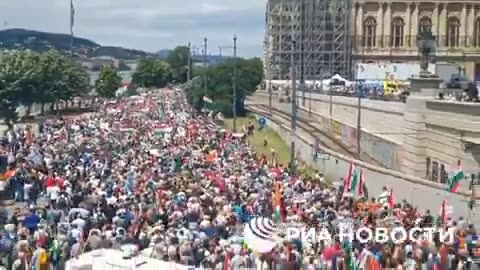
{"left": 188, "top": 57, "right": 263, "bottom": 116}
{"left": 166, "top": 46, "right": 190, "bottom": 83}
{"left": 132, "top": 58, "right": 172, "bottom": 88}
{"left": 0, "top": 50, "right": 91, "bottom": 128}
{"left": 36, "top": 50, "right": 82, "bottom": 113}
{"left": 94, "top": 66, "right": 122, "bottom": 98}
{"left": 183, "top": 76, "right": 203, "bottom": 110}
{"left": 62, "top": 60, "right": 90, "bottom": 108}
{"left": 0, "top": 51, "right": 42, "bottom": 122}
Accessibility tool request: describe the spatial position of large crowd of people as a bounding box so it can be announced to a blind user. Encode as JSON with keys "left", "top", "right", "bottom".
{"left": 0, "top": 88, "right": 477, "bottom": 270}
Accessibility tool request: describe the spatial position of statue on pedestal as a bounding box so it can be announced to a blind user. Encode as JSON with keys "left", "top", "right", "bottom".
{"left": 417, "top": 30, "right": 436, "bottom": 77}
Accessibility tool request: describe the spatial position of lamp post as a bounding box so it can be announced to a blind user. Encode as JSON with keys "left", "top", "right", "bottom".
{"left": 187, "top": 42, "right": 191, "bottom": 82}
{"left": 356, "top": 85, "right": 362, "bottom": 159}
{"left": 203, "top": 38, "right": 208, "bottom": 97}
{"left": 290, "top": 38, "right": 297, "bottom": 173}
{"left": 232, "top": 35, "right": 238, "bottom": 132}
{"left": 69, "top": 0, "right": 75, "bottom": 57}
{"left": 268, "top": 62, "right": 273, "bottom": 115}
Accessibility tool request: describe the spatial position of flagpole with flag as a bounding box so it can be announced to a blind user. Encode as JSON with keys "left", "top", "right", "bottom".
{"left": 343, "top": 161, "right": 354, "bottom": 197}
{"left": 70, "top": 0, "right": 75, "bottom": 56}
{"left": 388, "top": 188, "right": 394, "bottom": 208}
{"left": 273, "top": 182, "right": 283, "bottom": 224}
{"left": 357, "top": 169, "right": 368, "bottom": 199}
{"left": 446, "top": 160, "right": 464, "bottom": 193}
{"left": 440, "top": 199, "right": 447, "bottom": 225}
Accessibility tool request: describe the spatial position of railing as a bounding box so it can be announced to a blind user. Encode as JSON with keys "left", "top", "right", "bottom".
{"left": 352, "top": 35, "right": 480, "bottom": 51}
{"left": 296, "top": 89, "right": 407, "bottom": 103}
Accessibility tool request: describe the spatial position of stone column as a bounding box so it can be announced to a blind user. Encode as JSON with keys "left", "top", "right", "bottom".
{"left": 411, "top": 3, "right": 419, "bottom": 47}
{"left": 405, "top": 3, "right": 412, "bottom": 47}
{"left": 377, "top": 3, "right": 384, "bottom": 47}
{"left": 356, "top": 3, "right": 364, "bottom": 47}
{"left": 432, "top": 3, "right": 439, "bottom": 37}
{"left": 384, "top": 2, "right": 392, "bottom": 47}
{"left": 468, "top": 5, "right": 475, "bottom": 39}
{"left": 439, "top": 3, "right": 448, "bottom": 47}
{"left": 402, "top": 77, "right": 443, "bottom": 178}
{"left": 461, "top": 4, "right": 467, "bottom": 47}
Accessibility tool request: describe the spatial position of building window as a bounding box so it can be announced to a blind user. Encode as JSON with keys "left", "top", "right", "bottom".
{"left": 432, "top": 161, "right": 439, "bottom": 182}
{"left": 419, "top": 17, "right": 432, "bottom": 34}
{"left": 363, "top": 17, "right": 377, "bottom": 47}
{"left": 391, "top": 17, "right": 404, "bottom": 47}
{"left": 426, "top": 157, "right": 431, "bottom": 179}
{"left": 446, "top": 17, "right": 461, "bottom": 47}
{"left": 474, "top": 19, "right": 480, "bottom": 47}
{"left": 440, "top": 164, "right": 447, "bottom": 184}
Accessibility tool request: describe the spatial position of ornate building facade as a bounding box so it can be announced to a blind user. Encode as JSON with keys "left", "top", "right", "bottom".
{"left": 352, "top": 1, "right": 480, "bottom": 81}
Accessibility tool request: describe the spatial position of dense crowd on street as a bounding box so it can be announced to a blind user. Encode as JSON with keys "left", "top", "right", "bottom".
{"left": 0, "top": 88, "right": 477, "bottom": 270}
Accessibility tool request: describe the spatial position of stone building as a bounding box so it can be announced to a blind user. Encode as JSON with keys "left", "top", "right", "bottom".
{"left": 352, "top": 1, "right": 480, "bottom": 81}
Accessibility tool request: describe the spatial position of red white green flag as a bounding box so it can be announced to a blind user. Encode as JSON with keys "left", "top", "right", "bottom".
{"left": 388, "top": 188, "right": 394, "bottom": 208}
{"left": 343, "top": 161, "right": 355, "bottom": 196}
{"left": 357, "top": 169, "right": 369, "bottom": 199}
{"left": 446, "top": 160, "right": 464, "bottom": 193}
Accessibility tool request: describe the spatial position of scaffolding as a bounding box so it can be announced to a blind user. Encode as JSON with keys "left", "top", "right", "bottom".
{"left": 264, "top": 0, "right": 353, "bottom": 81}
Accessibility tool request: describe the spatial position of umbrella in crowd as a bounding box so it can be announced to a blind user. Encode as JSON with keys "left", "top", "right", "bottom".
{"left": 0, "top": 88, "right": 477, "bottom": 270}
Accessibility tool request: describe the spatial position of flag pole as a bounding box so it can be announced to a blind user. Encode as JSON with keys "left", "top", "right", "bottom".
{"left": 70, "top": 0, "right": 75, "bottom": 57}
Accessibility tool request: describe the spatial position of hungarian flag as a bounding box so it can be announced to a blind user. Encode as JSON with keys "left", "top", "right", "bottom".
{"left": 153, "top": 123, "right": 172, "bottom": 134}
{"left": 446, "top": 160, "right": 464, "bottom": 193}
{"left": 203, "top": 96, "right": 213, "bottom": 104}
{"left": 273, "top": 182, "right": 283, "bottom": 224}
{"left": 357, "top": 169, "right": 369, "bottom": 199}
{"left": 203, "top": 96, "right": 224, "bottom": 112}
{"left": 343, "top": 162, "right": 355, "bottom": 196}
{"left": 120, "top": 123, "right": 135, "bottom": 133}
{"left": 204, "top": 170, "right": 225, "bottom": 191}
{"left": 388, "top": 188, "right": 394, "bottom": 208}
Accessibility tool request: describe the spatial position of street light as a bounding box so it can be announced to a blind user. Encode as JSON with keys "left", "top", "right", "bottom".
{"left": 203, "top": 38, "right": 208, "bottom": 97}
{"left": 217, "top": 41, "right": 237, "bottom": 131}
{"left": 69, "top": 0, "right": 75, "bottom": 57}
{"left": 187, "top": 42, "right": 192, "bottom": 82}
{"left": 232, "top": 35, "right": 238, "bottom": 132}
{"left": 268, "top": 62, "right": 273, "bottom": 115}
{"left": 290, "top": 38, "right": 297, "bottom": 173}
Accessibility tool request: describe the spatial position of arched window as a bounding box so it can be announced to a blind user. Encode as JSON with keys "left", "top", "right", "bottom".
{"left": 446, "top": 17, "right": 460, "bottom": 47}
{"left": 419, "top": 17, "right": 432, "bottom": 34}
{"left": 363, "top": 17, "right": 377, "bottom": 47}
{"left": 474, "top": 18, "right": 480, "bottom": 47}
{"left": 391, "top": 17, "right": 404, "bottom": 47}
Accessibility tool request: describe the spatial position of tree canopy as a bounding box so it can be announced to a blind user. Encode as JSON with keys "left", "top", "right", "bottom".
{"left": 166, "top": 46, "right": 190, "bottom": 83}
{"left": 131, "top": 58, "right": 172, "bottom": 88}
{"left": 183, "top": 57, "right": 263, "bottom": 116}
{"left": 0, "top": 50, "right": 90, "bottom": 127}
{"left": 94, "top": 66, "right": 122, "bottom": 98}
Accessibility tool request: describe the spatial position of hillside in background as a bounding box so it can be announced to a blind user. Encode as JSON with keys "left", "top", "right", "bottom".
{"left": 0, "top": 28, "right": 153, "bottom": 60}
{"left": 155, "top": 49, "right": 172, "bottom": 59}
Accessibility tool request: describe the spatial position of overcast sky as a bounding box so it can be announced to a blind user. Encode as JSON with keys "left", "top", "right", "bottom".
{"left": 0, "top": 0, "right": 267, "bottom": 57}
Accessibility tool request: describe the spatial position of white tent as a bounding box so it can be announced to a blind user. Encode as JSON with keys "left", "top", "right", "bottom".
{"left": 65, "top": 249, "right": 190, "bottom": 270}
{"left": 330, "top": 74, "right": 352, "bottom": 87}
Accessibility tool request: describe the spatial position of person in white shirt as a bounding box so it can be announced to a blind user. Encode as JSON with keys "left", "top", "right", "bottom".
{"left": 49, "top": 185, "right": 60, "bottom": 203}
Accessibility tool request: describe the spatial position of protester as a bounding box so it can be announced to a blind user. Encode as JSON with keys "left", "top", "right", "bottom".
{"left": 0, "top": 88, "right": 477, "bottom": 270}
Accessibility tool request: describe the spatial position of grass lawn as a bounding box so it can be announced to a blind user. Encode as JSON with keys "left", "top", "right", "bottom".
{"left": 223, "top": 116, "right": 318, "bottom": 177}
